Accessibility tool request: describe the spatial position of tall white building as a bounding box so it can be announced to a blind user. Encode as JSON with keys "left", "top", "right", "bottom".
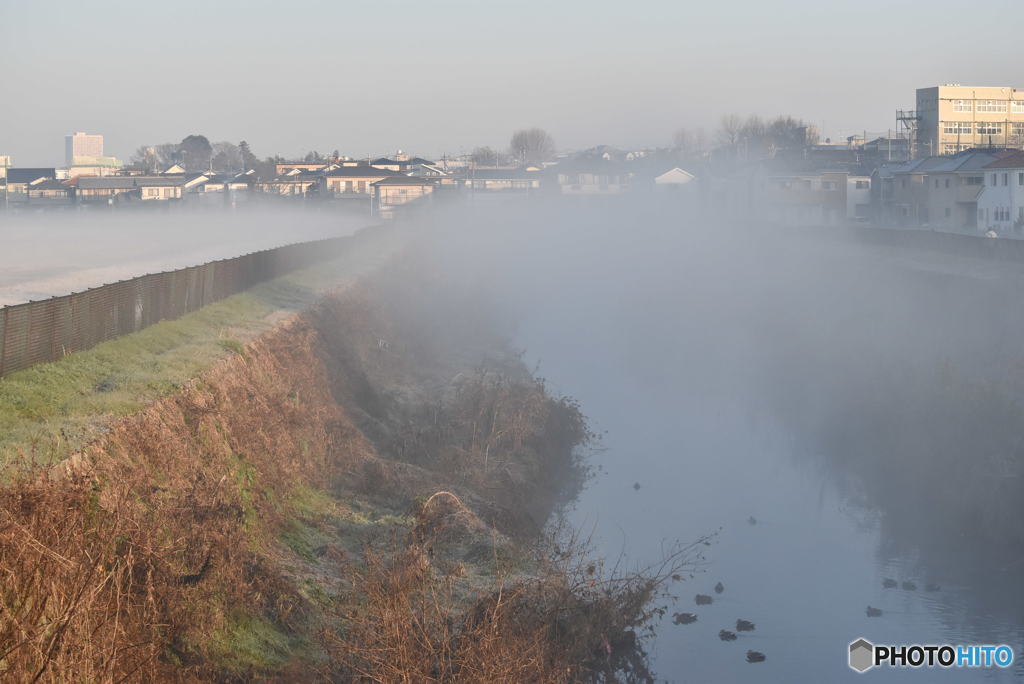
{"left": 65, "top": 132, "right": 104, "bottom": 166}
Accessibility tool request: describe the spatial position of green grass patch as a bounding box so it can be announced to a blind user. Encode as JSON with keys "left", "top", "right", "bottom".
{"left": 208, "top": 610, "right": 293, "bottom": 674}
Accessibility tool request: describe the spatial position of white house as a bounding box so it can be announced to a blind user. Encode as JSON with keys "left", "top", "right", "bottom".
{"left": 653, "top": 167, "right": 696, "bottom": 191}
{"left": 977, "top": 151, "right": 1024, "bottom": 236}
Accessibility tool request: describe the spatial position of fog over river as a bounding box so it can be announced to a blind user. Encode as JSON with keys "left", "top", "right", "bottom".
{"left": 420, "top": 197, "right": 1024, "bottom": 682}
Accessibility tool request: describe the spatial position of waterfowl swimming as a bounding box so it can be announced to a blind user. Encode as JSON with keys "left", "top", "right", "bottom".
{"left": 925, "top": 583, "right": 941, "bottom": 592}
{"left": 747, "top": 516, "right": 757, "bottom": 525}
{"left": 719, "top": 629, "right": 738, "bottom": 641}
{"left": 736, "top": 619, "right": 755, "bottom": 632}
{"left": 633, "top": 482, "right": 641, "bottom": 491}
{"left": 695, "top": 594, "right": 713, "bottom": 605}
{"left": 866, "top": 606, "right": 883, "bottom": 617}
{"left": 746, "top": 650, "right": 766, "bottom": 663}
{"left": 902, "top": 581, "right": 917, "bottom": 591}
{"left": 673, "top": 612, "right": 698, "bottom": 625}
{"left": 714, "top": 581, "right": 725, "bottom": 594}
{"left": 882, "top": 578, "right": 897, "bottom": 588}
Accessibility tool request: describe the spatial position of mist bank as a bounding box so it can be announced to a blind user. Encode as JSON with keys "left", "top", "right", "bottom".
{"left": 0, "top": 207, "right": 371, "bottom": 306}
{"left": 410, "top": 195, "right": 1024, "bottom": 562}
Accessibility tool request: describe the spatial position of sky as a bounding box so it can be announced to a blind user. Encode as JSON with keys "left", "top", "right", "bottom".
{"left": 1, "top": 0, "right": 1021, "bottom": 166}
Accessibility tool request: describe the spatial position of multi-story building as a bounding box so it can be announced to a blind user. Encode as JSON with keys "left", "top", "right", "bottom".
{"left": 914, "top": 85, "right": 1024, "bottom": 157}
{"left": 65, "top": 132, "right": 104, "bottom": 166}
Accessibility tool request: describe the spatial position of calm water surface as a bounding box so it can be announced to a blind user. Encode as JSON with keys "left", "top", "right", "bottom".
{"left": 484, "top": 206, "right": 1024, "bottom": 682}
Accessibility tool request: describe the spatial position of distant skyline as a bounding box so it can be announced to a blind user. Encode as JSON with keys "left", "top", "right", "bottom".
{"left": 1, "top": 0, "right": 1021, "bottom": 166}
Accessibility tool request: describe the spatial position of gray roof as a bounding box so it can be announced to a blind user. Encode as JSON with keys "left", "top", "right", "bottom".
{"left": 371, "top": 175, "right": 434, "bottom": 186}
{"left": 327, "top": 166, "right": 401, "bottom": 178}
{"left": 78, "top": 176, "right": 187, "bottom": 189}
{"left": 7, "top": 168, "right": 56, "bottom": 184}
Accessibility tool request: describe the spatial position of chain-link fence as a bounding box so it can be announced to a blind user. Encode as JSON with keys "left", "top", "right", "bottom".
{"left": 0, "top": 235, "right": 353, "bottom": 378}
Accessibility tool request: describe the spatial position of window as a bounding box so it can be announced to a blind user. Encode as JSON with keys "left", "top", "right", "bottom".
{"left": 934, "top": 178, "right": 939, "bottom": 188}
{"left": 977, "top": 123, "right": 1003, "bottom": 135}
{"left": 1019, "top": 173, "right": 1023, "bottom": 186}
{"left": 945, "top": 178, "right": 951, "bottom": 188}
{"left": 976, "top": 100, "right": 1008, "bottom": 113}
{"left": 1004, "top": 173, "right": 1009, "bottom": 186}
{"left": 964, "top": 176, "right": 983, "bottom": 185}
{"left": 953, "top": 100, "right": 972, "bottom": 112}
{"left": 943, "top": 122, "right": 972, "bottom": 135}
{"left": 992, "top": 174, "right": 998, "bottom": 185}
{"left": 1012, "top": 101, "right": 1024, "bottom": 113}
{"left": 901, "top": 178, "right": 908, "bottom": 189}
{"left": 822, "top": 181, "right": 836, "bottom": 190}
{"left": 855, "top": 180, "right": 868, "bottom": 189}
{"left": 1013, "top": 123, "right": 1024, "bottom": 137}
{"left": 1019, "top": 207, "right": 1024, "bottom": 221}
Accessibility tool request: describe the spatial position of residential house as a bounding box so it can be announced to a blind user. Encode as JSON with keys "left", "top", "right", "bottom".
{"left": 370, "top": 157, "right": 403, "bottom": 172}
{"left": 372, "top": 176, "right": 434, "bottom": 218}
{"left": 24, "top": 179, "right": 73, "bottom": 205}
{"left": 465, "top": 168, "right": 541, "bottom": 192}
{"left": 876, "top": 150, "right": 1013, "bottom": 229}
{"left": 75, "top": 175, "right": 187, "bottom": 203}
{"left": 750, "top": 171, "right": 849, "bottom": 226}
{"left": 275, "top": 161, "right": 331, "bottom": 175}
{"left": 254, "top": 172, "right": 323, "bottom": 197}
{"left": 555, "top": 162, "right": 633, "bottom": 194}
{"left": 847, "top": 176, "right": 871, "bottom": 220}
{"left": 4, "top": 168, "right": 57, "bottom": 199}
{"left": 977, "top": 151, "right": 1024, "bottom": 236}
{"left": 653, "top": 167, "right": 697, "bottom": 191}
{"left": 917, "top": 150, "right": 1011, "bottom": 231}
{"left": 325, "top": 165, "right": 400, "bottom": 197}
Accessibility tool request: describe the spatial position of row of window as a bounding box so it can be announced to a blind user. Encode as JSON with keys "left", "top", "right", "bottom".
{"left": 987, "top": 172, "right": 1024, "bottom": 186}
{"left": 981, "top": 207, "right": 1024, "bottom": 222}
{"left": 950, "top": 100, "right": 1024, "bottom": 113}
{"left": 941, "top": 123, "right": 1024, "bottom": 136}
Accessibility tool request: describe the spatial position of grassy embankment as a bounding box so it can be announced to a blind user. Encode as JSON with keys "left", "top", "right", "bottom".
{"left": 0, "top": 234, "right": 698, "bottom": 681}
{"left": 0, "top": 226, "right": 402, "bottom": 473}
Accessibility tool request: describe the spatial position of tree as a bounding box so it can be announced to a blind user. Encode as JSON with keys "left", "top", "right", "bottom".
{"left": 179, "top": 134, "right": 213, "bottom": 172}
{"left": 470, "top": 146, "right": 504, "bottom": 167}
{"left": 239, "top": 141, "right": 259, "bottom": 170}
{"left": 211, "top": 141, "right": 242, "bottom": 173}
{"left": 673, "top": 128, "right": 693, "bottom": 155}
{"left": 717, "top": 114, "right": 743, "bottom": 152}
{"left": 509, "top": 128, "right": 555, "bottom": 165}
{"left": 153, "top": 143, "right": 180, "bottom": 169}
{"left": 129, "top": 146, "right": 159, "bottom": 174}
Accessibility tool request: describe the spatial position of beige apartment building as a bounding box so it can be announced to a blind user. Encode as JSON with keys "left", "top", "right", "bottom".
{"left": 915, "top": 85, "right": 1024, "bottom": 156}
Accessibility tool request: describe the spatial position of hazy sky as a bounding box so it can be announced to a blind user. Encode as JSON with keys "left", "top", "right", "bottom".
{"left": 1, "top": 0, "right": 1020, "bottom": 166}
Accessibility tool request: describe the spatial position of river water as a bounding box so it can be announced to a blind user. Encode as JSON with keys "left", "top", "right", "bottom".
{"left": 450, "top": 199, "right": 1024, "bottom": 682}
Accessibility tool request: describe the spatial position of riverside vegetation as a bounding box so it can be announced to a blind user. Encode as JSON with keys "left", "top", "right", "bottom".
{"left": 0, "top": 238, "right": 700, "bottom": 682}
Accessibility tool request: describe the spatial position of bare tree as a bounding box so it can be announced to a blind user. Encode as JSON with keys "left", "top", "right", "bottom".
{"left": 717, "top": 114, "right": 743, "bottom": 152}
{"left": 470, "top": 146, "right": 505, "bottom": 167}
{"left": 673, "top": 128, "right": 693, "bottom": 155}
{"left": 509, "top": 128, "right": 555, "bottom": 165}
{"left": 129, "top": 146, "right": 159, "bottom": 174}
